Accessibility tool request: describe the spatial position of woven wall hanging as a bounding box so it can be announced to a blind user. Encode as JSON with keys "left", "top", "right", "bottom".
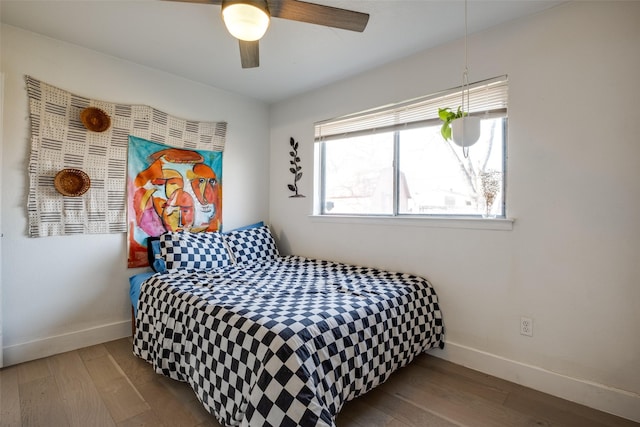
{"left": 25, "top": 76, "right": 227, "bottom": 237}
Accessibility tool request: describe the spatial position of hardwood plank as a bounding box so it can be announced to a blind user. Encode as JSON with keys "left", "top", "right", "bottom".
{"left": 135, "top": 376, "right": 202, "bottom": 426}
{"left": 19, "top": 376, "right": 69, "bottom": 427}
{"left": 17, "top": 358, "right": 51, "bottom": 384}
{"left": 106, "top": 338, "right": 218, "bottom": 425}
{"left": 338, "top": 395, "right": 412, "bottom": 427}
{"left": 98, "top": 377, "right": 151, "bottom": 423}
{"left": 383, "top": 367, "right": 551, "bottom": 427}
{"left": 79, "top": 343, "right": 110, "bottom": 361}
{"left": 504, "top": 385, "right": 639, "bottom": 427}
{"left": 47, "top": 350, "right": 116, "bottom": 427}
{"left": 117, "top": 409, "right": 168, "bottom": 427}
{"left": 416, "top": 354, "right": 515, "bottom": 395}
{"left": 195, "top": 421, "right": 223, "bottom": 427}
{"left": 83, "top": 353, "right": 150, "bottom": 422}
{"left": 0, "top": 366, "right": 21, "bottom": 427}
{"left": 154, "top": 375, "right": 222, "bottom": 426}
{"left": 420, "top": 354, "right": 638, "bottom": 427}
{"left": 103, "top": 338, "right": 157, "bottom": 386}
{"left": 84, "top": 353, "right": 133, "bottom": 387}
{"left": 335, "top": 410, "right": 367, "bottom": 427}
{"left": 344, "top": 387, "right": 459, "bottom": 427}
{"left": 415, "top": 354, "right": 516, "bottom": 400}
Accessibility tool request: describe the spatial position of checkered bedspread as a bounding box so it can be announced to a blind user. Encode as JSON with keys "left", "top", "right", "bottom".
{"left": 133, "top": 256, "right": 444, "bottom": 427}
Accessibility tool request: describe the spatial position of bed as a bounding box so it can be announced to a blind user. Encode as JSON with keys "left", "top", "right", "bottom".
{"left": 131, "top": 225, "right": 444, "bottom": 427}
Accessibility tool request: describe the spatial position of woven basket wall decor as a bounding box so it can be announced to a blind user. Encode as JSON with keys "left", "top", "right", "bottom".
{"left": 80, "top": 107, "right": 111, "bottom": 132}
{"left": 54, "top": 169, "right": 91, "bottom": 197}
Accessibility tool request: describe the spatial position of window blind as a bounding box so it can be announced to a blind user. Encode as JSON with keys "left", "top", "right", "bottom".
{"left": 315, "top": 75, "right": 508, "bottom": 142}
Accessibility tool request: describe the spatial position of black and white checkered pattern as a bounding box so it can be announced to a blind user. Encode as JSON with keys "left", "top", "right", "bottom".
{"left": 133, "top": 256, "right": 444, "bottom": 427}
{"left": 222, "top": 225, "right": 279, "bottom": 265}
{"left": 160, "top": 232, "right": 231, "bottom": 271}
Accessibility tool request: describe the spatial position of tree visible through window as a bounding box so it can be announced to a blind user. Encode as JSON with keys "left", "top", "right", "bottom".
{"left": 315, "top": 76, "right": 507, "bottom": 218}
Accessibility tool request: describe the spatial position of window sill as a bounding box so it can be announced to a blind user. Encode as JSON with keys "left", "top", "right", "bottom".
{"left": 308, "top": 214, "right": 514, "bottom": 231}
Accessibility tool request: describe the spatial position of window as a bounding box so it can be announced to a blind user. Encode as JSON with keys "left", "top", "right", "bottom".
{"left": 315, "top": 76, "right": 507, "bottom": 218}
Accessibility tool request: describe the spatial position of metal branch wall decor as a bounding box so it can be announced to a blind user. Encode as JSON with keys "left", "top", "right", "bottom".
{"left": 287, "top": 137, "right": 305, "bottom": 198}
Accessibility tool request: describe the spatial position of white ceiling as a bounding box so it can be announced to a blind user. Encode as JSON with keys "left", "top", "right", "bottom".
{"left": 0, "top": 0, "right": 564, "bottom": 103}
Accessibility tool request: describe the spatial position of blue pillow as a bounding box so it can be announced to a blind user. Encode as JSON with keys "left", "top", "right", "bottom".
{"left": 224, "top": 221, "right": 264, "bottom": 233}
{"left": 129, "top": 272, "right": 154, "bottom": 315}
{"left": 147, "top": 236, "right": 166, "bottom": 273}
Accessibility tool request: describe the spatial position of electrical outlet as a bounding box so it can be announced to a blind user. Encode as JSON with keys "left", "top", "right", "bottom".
{"left": 520, "top": 317, "right": 533, "bottom": 337}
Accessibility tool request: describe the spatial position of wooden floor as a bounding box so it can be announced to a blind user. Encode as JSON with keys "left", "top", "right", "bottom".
{"left": 0, "top": 338, "right": 636, "bottom": 427}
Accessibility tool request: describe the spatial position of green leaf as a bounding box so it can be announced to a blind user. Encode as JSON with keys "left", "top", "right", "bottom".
{"left": 441, "top": 123, "right": 451, "bottom": 140}
{"left": 438, "top": 108, "right": 452, "bottom": 121}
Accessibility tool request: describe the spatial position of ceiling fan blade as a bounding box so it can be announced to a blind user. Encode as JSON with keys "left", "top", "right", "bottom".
{"left": 163, "top": 0, "right": 222, "bottom": 4}
{"left": 268, "top": 0, "right": 369, "bottom": 32}
{"left": 239, "top": 40, "right": 260, "bottom": 68}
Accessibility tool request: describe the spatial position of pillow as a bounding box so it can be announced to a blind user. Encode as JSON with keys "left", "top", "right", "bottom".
{"left": 223, "top": 225, "right": 279, "bottom": 265}
{"left": 224, "top": 221, "right": 264, "bottom": 233}
{"left": 160, "top": 232, "right": 231, "bottom": 271}
{"left": 146, "top": 236, "right": 167, "bottom": 273}
{"left": 129, "top": 272, "right": 154, "bottom": 315}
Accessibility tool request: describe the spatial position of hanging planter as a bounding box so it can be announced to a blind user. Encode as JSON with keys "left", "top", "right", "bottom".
{"left": 438, "top": 107, "right": 480, "bottom": 148}
{"left": 451, "top": 115, "right": 481, "bottom": 148}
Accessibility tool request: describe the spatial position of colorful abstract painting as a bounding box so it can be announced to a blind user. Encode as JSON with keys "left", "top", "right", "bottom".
{"left": 127, "top": 135, "right": 223, "bottom": 268}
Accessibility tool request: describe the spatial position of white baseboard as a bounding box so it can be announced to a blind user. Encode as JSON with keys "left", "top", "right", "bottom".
{"left": 2, "top": 320, "right": 131, "bottom": 367}
{"left": 429, "top": 340, "right": 640, "bottom": 423}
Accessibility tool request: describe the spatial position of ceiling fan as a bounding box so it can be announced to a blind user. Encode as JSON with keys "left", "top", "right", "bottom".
{"left": 167, "top": 0, "right": 370, "bottom": 68}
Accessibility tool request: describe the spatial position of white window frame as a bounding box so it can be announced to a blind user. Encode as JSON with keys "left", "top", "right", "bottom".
{"left": 313, "top": 76, "right": 513, "bottom": 230}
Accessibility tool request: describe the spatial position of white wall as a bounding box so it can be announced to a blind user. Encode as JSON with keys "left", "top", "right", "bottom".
{"left": 0, "top": 24, "right": 270, "bottom": 365}
{"left": 269, "top": 1, "right": 640, "bottom": 422}
{"left": 0, "top": 73, "right": 4, "bottom": 368}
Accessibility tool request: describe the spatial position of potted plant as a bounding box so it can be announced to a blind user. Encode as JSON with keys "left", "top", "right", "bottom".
{"left": 438, "top": 106, "right": 465, "bottom": 141}
{"left": 438, "top": 107, "right": 480, "bottom": 148}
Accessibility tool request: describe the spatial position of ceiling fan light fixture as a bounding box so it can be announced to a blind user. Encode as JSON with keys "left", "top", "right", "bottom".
{"left": 222, "top": 0, "right": 270, "bottom": 42}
